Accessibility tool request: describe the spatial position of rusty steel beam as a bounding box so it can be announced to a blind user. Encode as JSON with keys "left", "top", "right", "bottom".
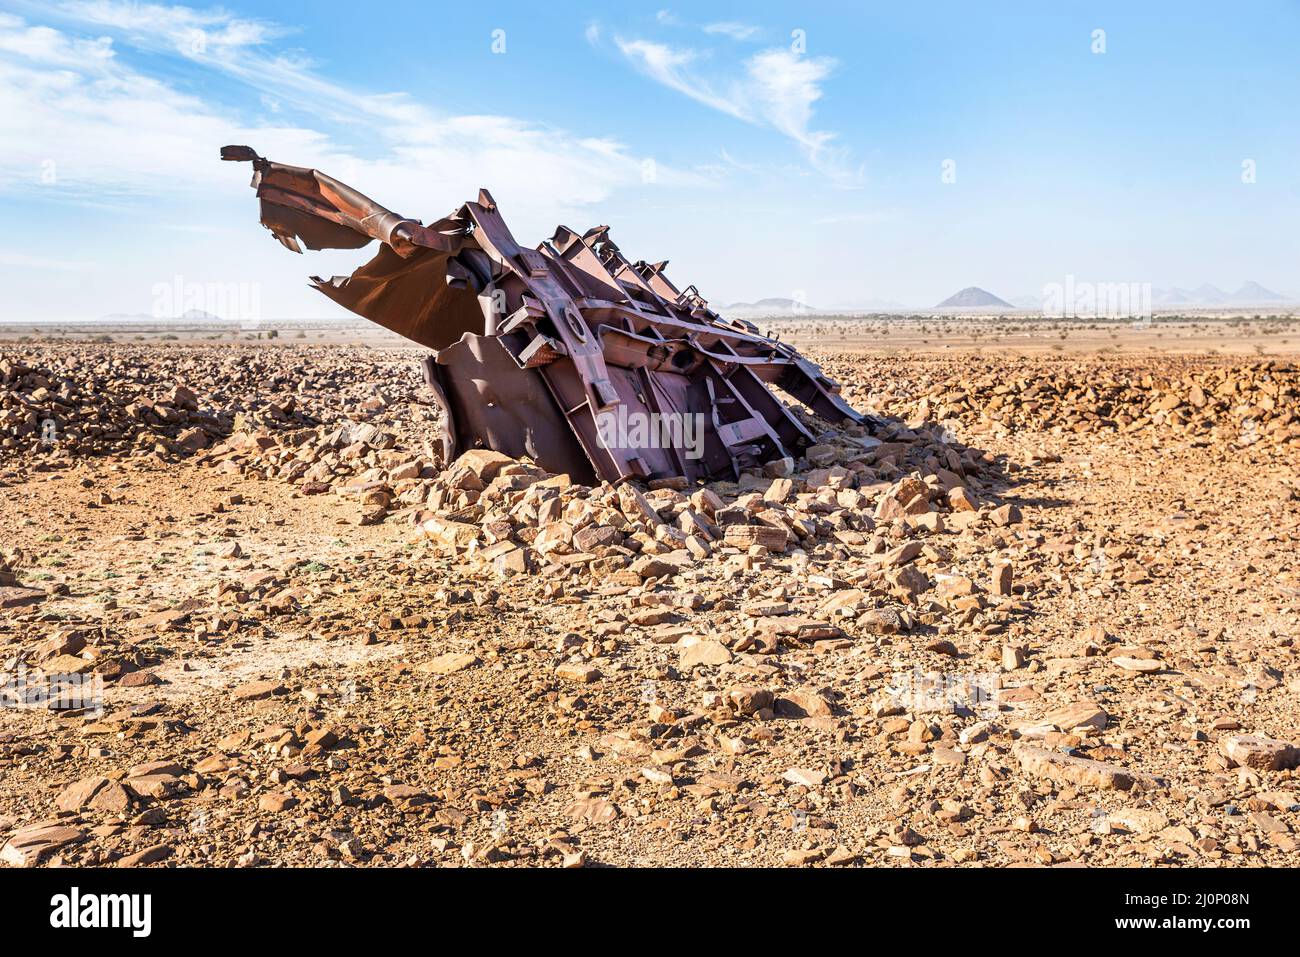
{"left": 222, "top": 145, "right": 864, "bottom": 484}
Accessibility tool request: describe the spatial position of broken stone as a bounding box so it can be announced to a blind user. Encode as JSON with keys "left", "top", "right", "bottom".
{"left": 1220, "top": 735, "right": 1300, "bottom": 771}
{"left": 232, "top": 679, "right": 285, "bottom": 701}
{"left": 55, "top": 776, "right": 134, "bottom": 814}
{"left": 775, "top": 689, "right": 834, "bottom": 718}
{"left": 420, "top": 653, "right": 481, "bottom": 675}
{"left": 783, "top": 767, "right": 828, "bottom": 788}
{"left": 118, "top": 844, "right": 174, "bottom": 867}
{"left": 1108, "top": 808, "right": 1169, "bottom": 834}
{"left": 0, "top": 824, "right": 86, "bottom": 867}
{"left": 1039, "top": 702, "right": 1108, "bottom": 733}
{"left": 1016, "top": 746, "right": 1137, "bottom": 790}
{"left": 556, "top": 663, "right": 601, "bottom": 684}
{"left": 678, "top": 639, "right": 732, "bottom": 669}
{"left": 991, "top": 561, "right": 1013, "bottom": 597}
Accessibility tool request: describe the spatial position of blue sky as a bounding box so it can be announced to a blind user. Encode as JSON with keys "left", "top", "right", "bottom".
{"left": 1, "top": 1, "right": 1297, "bottom": 320}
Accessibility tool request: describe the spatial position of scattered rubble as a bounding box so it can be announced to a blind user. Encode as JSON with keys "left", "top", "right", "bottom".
{"left": 828, "top": 354, "right": 1299, "bottom": 451}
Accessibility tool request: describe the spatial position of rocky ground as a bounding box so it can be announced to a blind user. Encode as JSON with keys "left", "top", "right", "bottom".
{"left": 1, "top": 336, "right": 1297, "bottom": 868}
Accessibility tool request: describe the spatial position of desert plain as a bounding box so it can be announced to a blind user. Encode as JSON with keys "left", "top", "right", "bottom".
{"left": 1, "top": 314, "right": 1297, "bottom": 868}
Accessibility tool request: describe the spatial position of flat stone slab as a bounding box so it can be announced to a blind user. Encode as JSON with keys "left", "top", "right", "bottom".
{"left": 1108, "top": 808, "right": 1170, "bottom": 834}
{"left": 1039, "top": 702, "right": 1109, "bottom": 732}
{"left": 418, "top": 653, "right": 480, "bottom": 675}
{"left": 678, "top": 639, "right": 732, "bottom": 669}
{"left": 0, "top": 586, "right": 45, "bottom": 609}
{"left": 0, "top": 824, "right": 86, "bottom": 867}
{"left": 232, "top": 679, "right": 285, "bottom": 701}
{"left": 1016, "top": 745, "right": 1138, "bottom": 790}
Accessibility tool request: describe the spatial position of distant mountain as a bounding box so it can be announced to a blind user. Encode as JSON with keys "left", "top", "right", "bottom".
{"left": 1232, "top": 281, "right": 1287, "bottom": 302}
{"left": 720, "top": 297, "right": 817, "bottom": 316}
{"left": 1190, "top": 283, "right": 1231, "bottom": 304}
{"left": 934, "top": 287, "right": 1014, "bottom": 310}
{"left": 1151, "top": 282, "right": 1291, "bottom": 307}
{"left": 1152, "top": 287, "right": 1193, "bottom": 305}
{"left": 714, "top": 282, "right": 1294, "bottom": 317}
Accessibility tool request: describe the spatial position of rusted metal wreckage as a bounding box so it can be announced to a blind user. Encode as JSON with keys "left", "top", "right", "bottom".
{"left": 222, "top": 145, "right": 864, "bottom": 485}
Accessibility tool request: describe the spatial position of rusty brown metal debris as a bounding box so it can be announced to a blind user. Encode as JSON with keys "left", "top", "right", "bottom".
{"left": 222, "top": 145, "right": 864, "bottom": 484}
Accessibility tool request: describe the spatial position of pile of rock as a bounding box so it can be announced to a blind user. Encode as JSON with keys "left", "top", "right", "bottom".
{"left": 0, "top": 355, "right": 231, "bottom": 459}
{"left": 0, "top": 345, "right": 408, "bottom": 462}
{"left": 197, "top": 419, "right": 439, "bottom": 524}
{"left": 409, "top": 416, "right": 1002, "bottom": 589}
{"left": 825, "top": 355, "right": 1299, "bottom": 449}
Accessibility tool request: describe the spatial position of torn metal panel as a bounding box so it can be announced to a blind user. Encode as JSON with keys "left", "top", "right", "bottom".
{"left": 426, "top": 335, "right": 598, "bottom": 485}
{"left": 223, "top": 145, "right": 865, "bottom": 483}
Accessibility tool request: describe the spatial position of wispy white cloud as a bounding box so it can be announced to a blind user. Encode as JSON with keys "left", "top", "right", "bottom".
{"left": 52, "top": 0, "right": 289, "bottom": 53}
{"left": 0, "top": 2, "right": 695, "bottom": 228}
{"left": 0, "top": 12, "right": 112, "bottom": 65}
{"left": 745, "top": 49, "right": 847, "bottom": 173}
{"left": 612, "top": 34, "right": 857, "bottom": 184}
{"left": 613, "top": 39, "right": 748, "bottom": 121}
{"left": 703, "top": 22, "right": 761, "bottom": 42}
{"left": 0, "top": 12, "right": 339, "bottom": 198}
